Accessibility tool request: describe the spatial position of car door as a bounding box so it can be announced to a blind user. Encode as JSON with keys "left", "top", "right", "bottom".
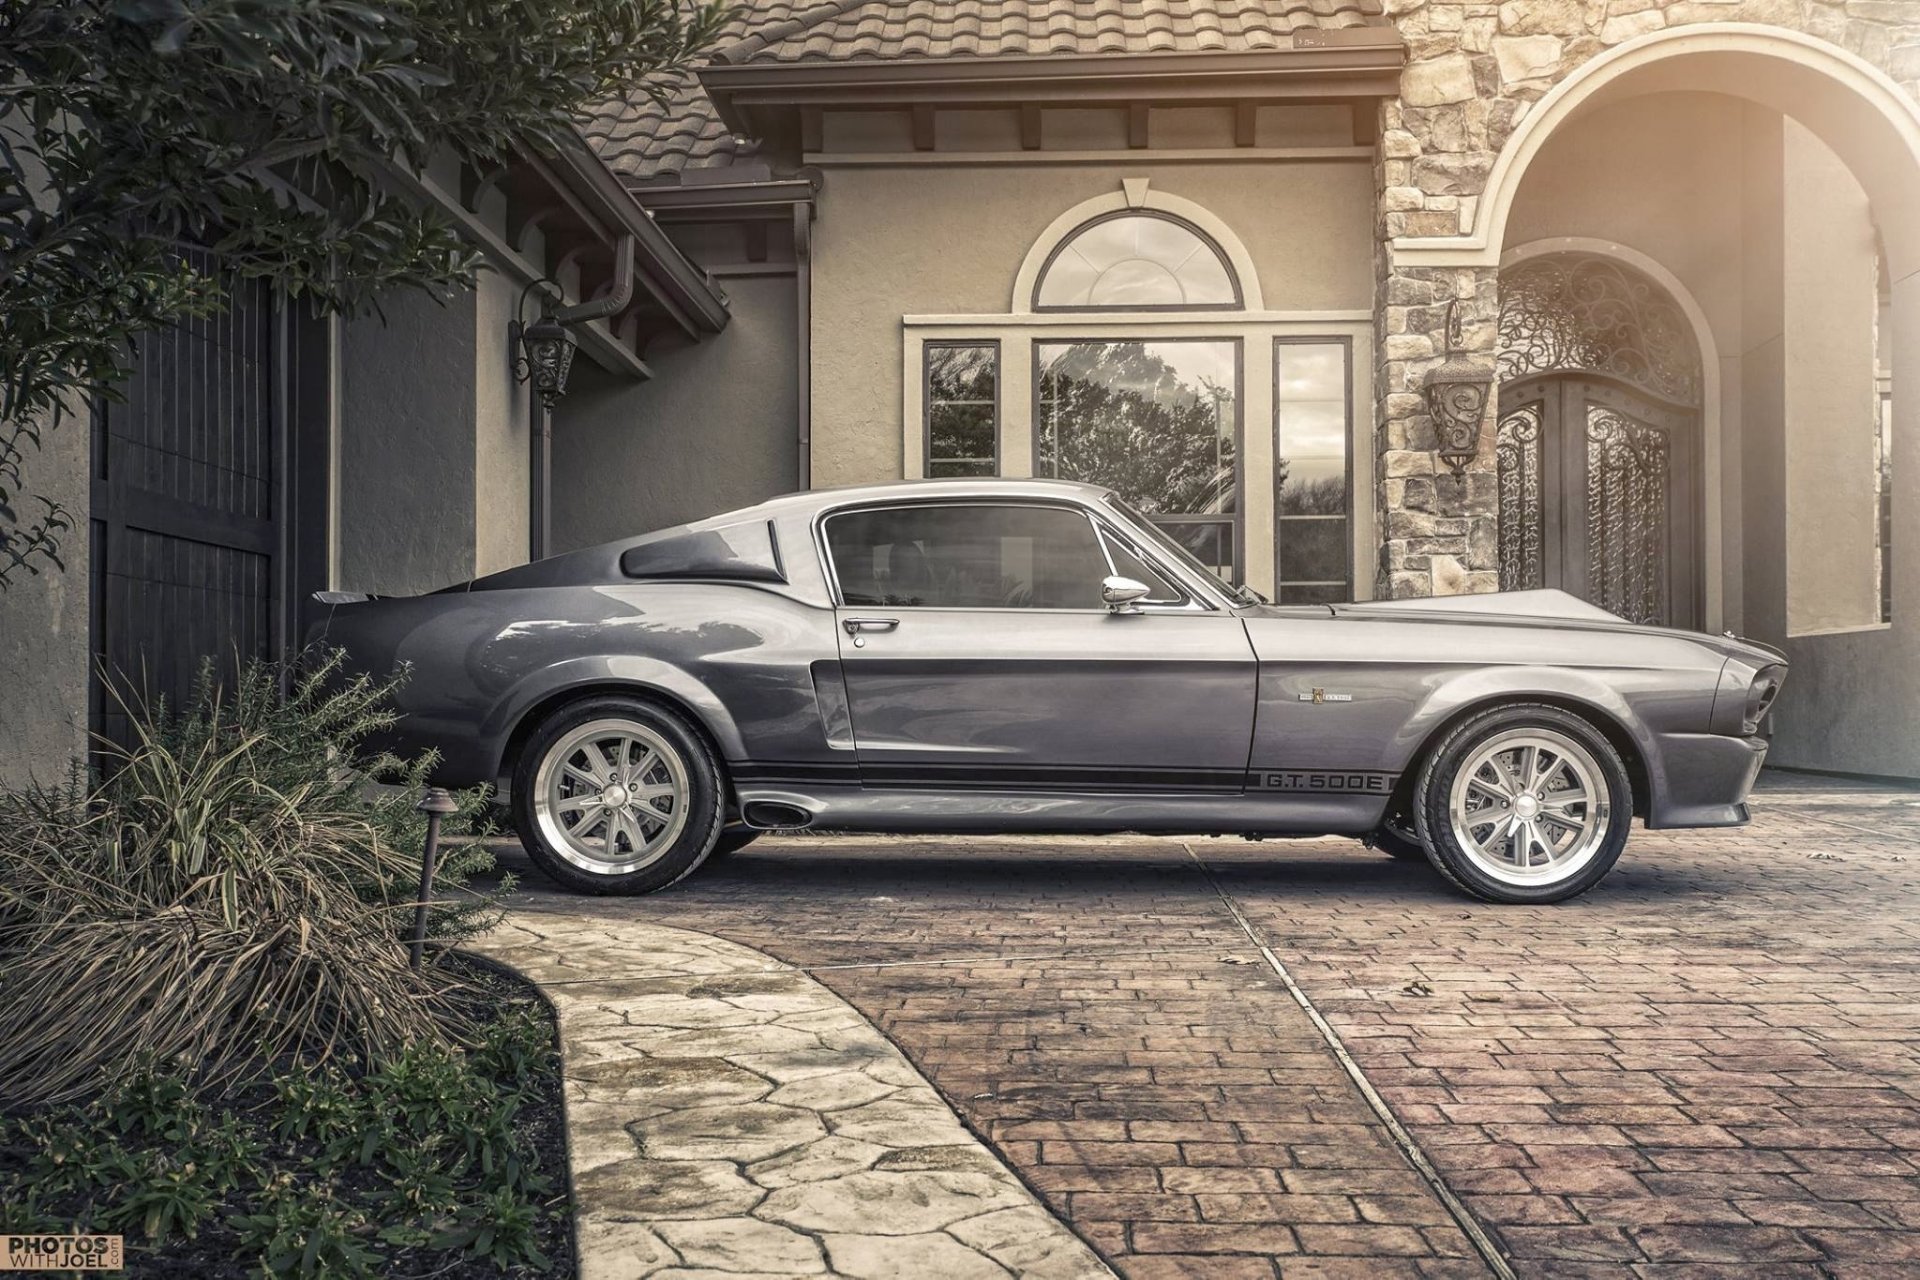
{"left": 821, "top": 499, "right": 1257, "bottom": 793}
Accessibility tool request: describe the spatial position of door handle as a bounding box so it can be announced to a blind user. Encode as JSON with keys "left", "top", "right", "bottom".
{"left": 842, "top": 617, "right": 898, "bottom": 647}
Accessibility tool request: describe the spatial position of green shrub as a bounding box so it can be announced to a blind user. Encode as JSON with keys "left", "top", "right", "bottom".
{"left": 1, "top": 978, "right": 567, "bottom": 1276}
{"left": 0, "top": 650, "right": 502, "bottom": 1104}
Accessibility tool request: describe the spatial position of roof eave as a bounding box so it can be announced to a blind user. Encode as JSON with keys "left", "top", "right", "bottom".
{"left": 698, "top": 37, "right": 1406, "bottom": 136}
{"left": 540, "top": 134, "right": 733, "bottom": 337}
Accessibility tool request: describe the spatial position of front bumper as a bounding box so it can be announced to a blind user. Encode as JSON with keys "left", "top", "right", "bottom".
{"left": 1646, "top": 732, "right": 1769, "bottom": 828}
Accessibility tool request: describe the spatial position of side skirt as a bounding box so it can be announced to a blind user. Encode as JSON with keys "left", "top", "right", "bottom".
{"left": 733, "top": 784, "right": 1390, "bottom": 836}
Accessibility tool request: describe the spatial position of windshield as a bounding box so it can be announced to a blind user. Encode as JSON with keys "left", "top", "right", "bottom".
{"left": 1102, "top": 495, "right": 1261, "bottom": 604}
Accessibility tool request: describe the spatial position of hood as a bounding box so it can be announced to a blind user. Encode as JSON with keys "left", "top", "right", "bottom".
{"left": 1336, "top": 588, "right": 1621, "bottom": 624}
{"left": 1284, "top": 589, "right": 1786, "bottom": 666}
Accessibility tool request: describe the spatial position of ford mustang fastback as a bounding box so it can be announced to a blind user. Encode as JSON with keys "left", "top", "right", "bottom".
{"left": 309, "top": 478, "right": 1785, "bottom": 903}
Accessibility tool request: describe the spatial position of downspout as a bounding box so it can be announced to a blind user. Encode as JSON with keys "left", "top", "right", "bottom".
{"left": 532, "top": 235, "right": 638, "bottom": 560}
{"left": 794, "top": 204, "right": 813, "bottom": 490}
{"left": 558, "top": 234, "right": 637, "bottom": 324}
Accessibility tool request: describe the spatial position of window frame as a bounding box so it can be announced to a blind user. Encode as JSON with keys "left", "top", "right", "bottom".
{"left": 1272, "top": 335, "right": 1355, "bottom": 605}
{"left": 1032, "top": 210, "right": 1244, "bottom": 314}
{"left": 1029, "top": 335, "right": 1246, "bottom": 588}
{"left": 814, "top": 497, "right": 1222, "bottom": 614}
{"left": 921, "top": 339, "right": 1001, "bottom": 479}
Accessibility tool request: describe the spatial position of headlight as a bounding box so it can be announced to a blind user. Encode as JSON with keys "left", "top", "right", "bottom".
{"left": 1743, "top": 665, "right": 1786, "bottom": 735}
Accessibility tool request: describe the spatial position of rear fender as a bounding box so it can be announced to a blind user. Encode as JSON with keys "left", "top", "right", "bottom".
{"left": 480, "top": 655, "right": 750, "bottom": 778}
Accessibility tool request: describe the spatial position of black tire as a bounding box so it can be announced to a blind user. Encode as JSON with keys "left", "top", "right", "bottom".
{"left": 1412, "top": 702, "right": 1633, "bottom": 904}
{"left": 705, "top": 827, "right": 761, "bottom": 859}
{"left": 1367, "top": 823, "right": 1429, "bottom": 861}
{"left": 510, "top": 697, "right": 726, "bottom": 896}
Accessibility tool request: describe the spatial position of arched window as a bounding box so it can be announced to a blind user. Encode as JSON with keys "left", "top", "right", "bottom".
{"left": 1034, "top": 212, "right": 1239, "bottom": 311}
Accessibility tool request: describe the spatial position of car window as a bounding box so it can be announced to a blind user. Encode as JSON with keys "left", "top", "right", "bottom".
{"left": 826, "top": 504, "right": 1111, "bottom": 609}
{"left": 1098, "top": 529, "right": 1184, "bottom": 603}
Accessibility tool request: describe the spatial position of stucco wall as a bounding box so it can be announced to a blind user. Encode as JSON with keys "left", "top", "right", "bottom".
{"left": 551, "top": 274, "right": 800, "bottom": 550}
{"left": 808, "top": 161, "right": 1376, "bottom": 487}
{"left": 0, "top": 402, "right": 90, "bottom": 785}
{"left": 474, "top": 270, "right": 532, "bottom": 577}
{"left": 1782, "top": 118, "right": 1883, "bottom": 636}
{"left": 337, "top": 287, "right": 481, "bottom": 594}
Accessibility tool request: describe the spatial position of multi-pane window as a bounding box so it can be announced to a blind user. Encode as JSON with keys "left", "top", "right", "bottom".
{"left": 1035, "top": 213, "right": 1238, "bottom": 310}
{"left": 1034, "top": 339, "right": 1240, "bottom": 583}
{"left": 1274, "top": 340, "right": 1352, "bottom": 605}
{"left": 923, "top": 343, "right": 998, "bottom": 477}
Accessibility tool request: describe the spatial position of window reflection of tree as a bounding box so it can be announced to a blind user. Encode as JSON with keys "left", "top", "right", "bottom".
{"left": 1036, "top": 342, "right": 1236, "bottom": 515}
{"left": 1278, "top": 471, "right": 1343, "bottom": 516}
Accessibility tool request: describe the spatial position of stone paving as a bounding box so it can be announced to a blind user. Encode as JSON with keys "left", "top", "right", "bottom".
{"left": 468, "top": 918, "right": 1116, "bottom": 1280}
{"left": 491, "top": 771, "right": 1920, "bottom": 1278}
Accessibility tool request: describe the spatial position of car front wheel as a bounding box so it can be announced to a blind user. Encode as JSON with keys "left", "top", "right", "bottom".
{"left": 511, "top": 697, "right": 725, "bottom": 895}
{"left": 1413, "top": 703, "right": 1632, "bottom": 904}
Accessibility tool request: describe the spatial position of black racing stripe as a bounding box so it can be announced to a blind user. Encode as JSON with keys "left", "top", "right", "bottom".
{"left": 736, "top": 761, "right": 1399, "bottom": 797}
{"left": 732, "top": 761, "right": 861, "bottom": 787}
{"left": 861, "top": 764, "right": 1246, "bottom": 793}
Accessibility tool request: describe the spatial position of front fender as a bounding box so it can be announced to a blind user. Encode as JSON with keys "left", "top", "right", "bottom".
{"left": 1392, "top": 662, "right": 1720, "bottom": 824}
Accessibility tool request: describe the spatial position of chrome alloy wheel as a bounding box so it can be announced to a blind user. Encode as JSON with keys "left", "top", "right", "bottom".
{"left": 532, "top": 718, "right": 690, "bottom": 875}
{"left": 1446, "top": 727, "right": 1610, "bottom": 886}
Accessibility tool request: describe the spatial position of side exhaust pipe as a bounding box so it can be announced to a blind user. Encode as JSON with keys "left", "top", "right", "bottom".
{"left": 740, "top": 801, "right": 815, "bottom": 831}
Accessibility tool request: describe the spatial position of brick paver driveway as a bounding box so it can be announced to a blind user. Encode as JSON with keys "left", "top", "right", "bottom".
{"left": 495, "top": 772, "right": 1920, "bottom": 1278}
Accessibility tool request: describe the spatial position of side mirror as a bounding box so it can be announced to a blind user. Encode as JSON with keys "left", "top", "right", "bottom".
{"left": 1102, "top": 575, "right": 1152, "bottom": 614}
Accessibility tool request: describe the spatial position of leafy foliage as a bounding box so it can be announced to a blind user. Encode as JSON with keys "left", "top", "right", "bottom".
{"left": 0, "top": 0, "right": 733, "bottom": 586}
{"left": 0, "top": 649, "right": 502, "bottom": 1104}
{"left": 0, "top": 985, "right": 565, "bottom": 1276}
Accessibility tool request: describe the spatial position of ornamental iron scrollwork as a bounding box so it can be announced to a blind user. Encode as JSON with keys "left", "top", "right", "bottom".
{"left": 1495, "top": 404, "right": 1544, "bottom": 592}
{"left": 1498, "top": 255, "right": 1702, "bottom": 407}
{"left": 1585, "top": 406, "right": 1672, "bottom": 625}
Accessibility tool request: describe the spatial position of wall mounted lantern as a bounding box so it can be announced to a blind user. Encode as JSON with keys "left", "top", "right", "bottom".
{"left": 511, "top": 280, "right": 577, "bottom": 410}
{"left": 1422, "top": 297, "right": 1495, "bottom": 477}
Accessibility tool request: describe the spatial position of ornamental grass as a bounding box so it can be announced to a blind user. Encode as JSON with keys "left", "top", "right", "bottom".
{"left": 0, "top": 651, "right": 501, "bottom": 1105}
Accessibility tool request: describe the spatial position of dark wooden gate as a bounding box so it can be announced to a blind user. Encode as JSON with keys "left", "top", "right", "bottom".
{"left": 89, "top": 255, "right": 329, "bottom": 751}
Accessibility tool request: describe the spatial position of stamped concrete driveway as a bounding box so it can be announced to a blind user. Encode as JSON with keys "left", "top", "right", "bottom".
{"left": 495, "top": 772, "right": 1920, "bottom": 1279}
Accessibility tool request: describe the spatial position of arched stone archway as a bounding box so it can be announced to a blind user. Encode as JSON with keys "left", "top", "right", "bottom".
{"left": 1375, "top": 22, "right": 1920, "bottom": 774}
{"left": 1375, "top": 24, "right": 1920, "bottom": 605}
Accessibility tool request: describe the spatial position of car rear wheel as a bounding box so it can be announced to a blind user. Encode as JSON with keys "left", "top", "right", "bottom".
{"left": 511, "top": 697, "right": 725, "bottom": 895}
{"left": 1413, "top": 703, "right": 1632, "bottom": 904}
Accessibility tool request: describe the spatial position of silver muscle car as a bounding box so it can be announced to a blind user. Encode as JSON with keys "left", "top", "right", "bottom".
{"left": 309, "top": 479, "right": 1785, "bottom": 904}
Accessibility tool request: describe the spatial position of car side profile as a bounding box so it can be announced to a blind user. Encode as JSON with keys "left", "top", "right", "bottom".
{"left": 308, "top": 478, "right": 1785, "bottom": 904}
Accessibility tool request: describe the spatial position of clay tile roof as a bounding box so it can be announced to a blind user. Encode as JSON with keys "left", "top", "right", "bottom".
{"left": 586, "top": 0, "right": 1388, "bottom": 180}
{"left": 581, "top": 72, "right": 754, "bottom": 182}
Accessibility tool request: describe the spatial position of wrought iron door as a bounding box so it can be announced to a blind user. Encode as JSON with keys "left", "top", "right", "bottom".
{"left": 1496, "top": 376, "right": 1698, "bottom": 628}
{"left": 87, "top": 255, "right": 327, "bottom": 752}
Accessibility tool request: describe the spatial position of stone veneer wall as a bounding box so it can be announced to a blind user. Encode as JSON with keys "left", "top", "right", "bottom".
{"left": 1373, "top": 0, "right": 1920, "bottom": 598}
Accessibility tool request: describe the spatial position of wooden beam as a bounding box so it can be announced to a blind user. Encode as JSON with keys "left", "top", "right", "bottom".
{"left": 1128, "top": 102, "right": 1150, "bottom": 149}
{"left": 1351, "top": 101, "right": 1378, "bottom": 146}
{"left": 800, "top": 106, "right": 824, "bottom": 153}
{"left": 1235, "top": 101, "right": 1258, "bottom": 148}
{"left": 911, "top": 104, "right": 936, "bottom": 151}
{"left": 1020, "top": 103, "right": 1043, "bottom": 151}
{"left": 744, "top": 219, "right": 769, "bottom": 264}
